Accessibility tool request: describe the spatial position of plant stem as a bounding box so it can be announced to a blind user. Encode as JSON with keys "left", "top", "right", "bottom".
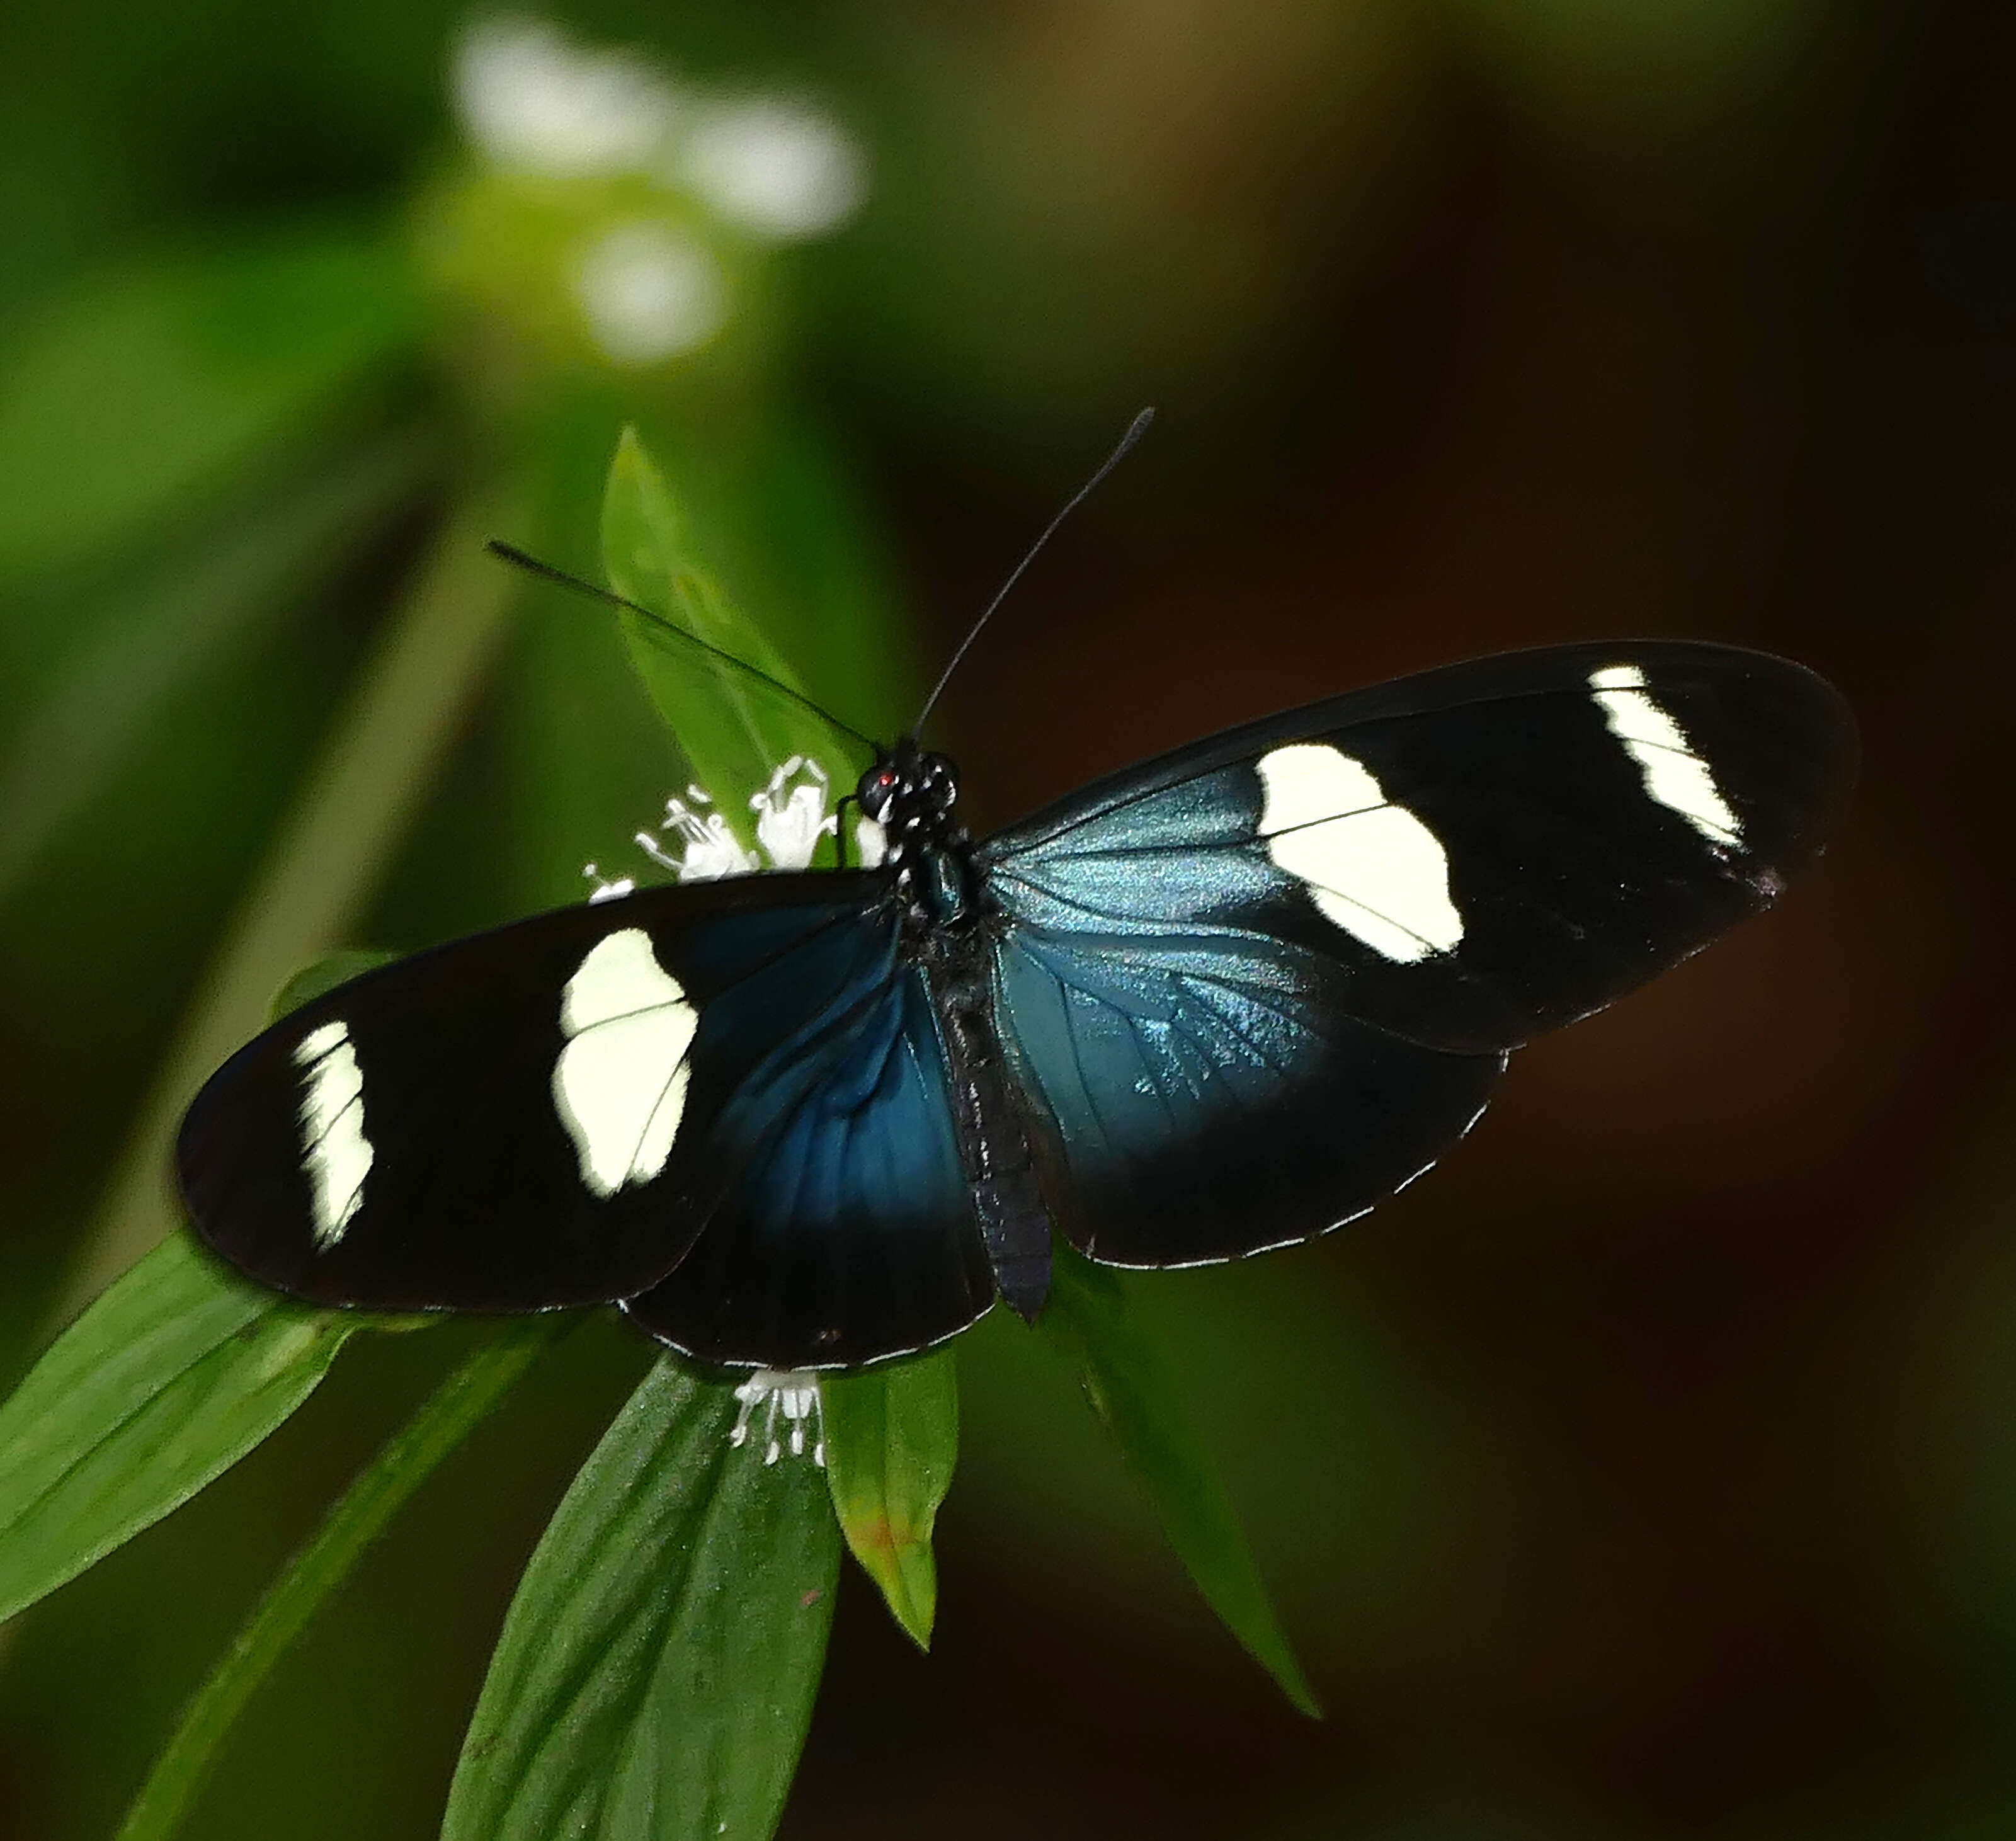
{"left": 113, "top": 1317, "right": 568, "bottom": 1841}
{"left": 52, "top": 482, "right": 525, "bottom": 1323}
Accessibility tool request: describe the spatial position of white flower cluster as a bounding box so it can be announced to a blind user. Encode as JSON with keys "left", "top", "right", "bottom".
{"left": 451, "top": 16, "right": 868, "bottom": 367}
{"left": 729, "top": 1369, "right": 825, "bottom": 1466}
{"left": 586, "top": 750, "right": 891, "bottom": 891}
{"left": 631, "top": 754, "right": 836, "bottom": 883}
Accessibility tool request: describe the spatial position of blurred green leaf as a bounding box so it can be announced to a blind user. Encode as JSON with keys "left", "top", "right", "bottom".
{"left": 821, "top": 1348, "right": 959, "bottom": 1649}
{"left": 443, "top": 1357, "right": 840, "bottom": 1841}
{"left": 0, "top": 1232, "right": 352, "bottom": 1626}
{"left": 0, "top": 435, "right": 430, "bottom": 911}
{"left": 601, "top": 427, "right": 869, "bottom": 860}
{"left": 617, "top": 416, "right": 920, "bottom": 744}
{"left": 269, "top": 949, "right": 399, "bottom": 1020}
{"left": 1039, "top": 1243, "right": 1320, "bottom": 1717}
{"left": 0, "top": 224, "right": 421, "bottom": 581}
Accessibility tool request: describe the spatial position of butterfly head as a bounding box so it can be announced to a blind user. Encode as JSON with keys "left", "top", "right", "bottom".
{"left": 858, "top": 739, "right": 959, "bottom": 834}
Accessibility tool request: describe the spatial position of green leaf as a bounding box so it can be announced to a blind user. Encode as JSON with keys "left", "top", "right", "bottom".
{"left": 0, "top": 435, "right": 430, "bottom": 911}
{"left": 821, "top": 1348, "right": 959, "bottom": 1649}
{"left": 0, "top": 225, "right": 421, "bottom": 581}
{"left": 600, "top": 427, "right": 869, "bottom": 858}
{"left": 443, "top": 1357, "right": 841, "bottom": 1841}
{"left": 269, "top": 948, "right": 399, "bottom": 1020}
{"left": 607, "top": 416, "right": 920, "bottom": 745}
{"left": 0, "top": 1232, "right": 353, "bottom": 1625}
{"left": 1039, "top": 1243, "right": 1321, "bottom": 1717}
{"left": 115, "top": 1320, "right": 565, "bottom": 1841}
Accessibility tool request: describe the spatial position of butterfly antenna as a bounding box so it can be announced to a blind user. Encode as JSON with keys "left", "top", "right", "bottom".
{"left": 485, "top": 542, "right": 879, "bottom": 753}
{"left": 913, "top": 406, "right": 1155, "bottom": 736}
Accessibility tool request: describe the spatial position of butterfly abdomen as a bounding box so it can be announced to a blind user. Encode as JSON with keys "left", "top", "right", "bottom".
{"left": 921, "top": 925, "right": 1052, "bottom": 1321}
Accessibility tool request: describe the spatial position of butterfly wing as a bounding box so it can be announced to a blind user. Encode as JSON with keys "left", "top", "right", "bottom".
{"left": 619, "top": 955, "right": 994, "bottom": 1369}
{"left": 978, "top": 640, "right": 1855, "bottom": 1265}
{"left": 989, "top": 929, "right": 1504, "bottom": 1267}
{"left": 178, "top": 871, "right": 986, "bottom": 1358}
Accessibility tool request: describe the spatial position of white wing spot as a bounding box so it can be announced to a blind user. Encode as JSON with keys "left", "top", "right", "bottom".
{"left": 553, "top": 928, "right": 700, "bottom": 1198}
{"left": 1589, "top": 664, "right": 1742, "bottom": 848}
{"left": 292, "top": 1020, "right": 372, "bottom": 1248}
{"left": 1256, "top": 743, "right": 1462, "bottom": 963}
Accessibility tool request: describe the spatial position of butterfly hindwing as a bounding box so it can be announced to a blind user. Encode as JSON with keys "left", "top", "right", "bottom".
{"left": 621, "top": 957, "right": 993, "bottom": 1369}
{"left": 991, "top": 926, "right": 1503, "bottom": 1267}
{"left": 177, "top": 871, "right": 984, "bottom": 1335}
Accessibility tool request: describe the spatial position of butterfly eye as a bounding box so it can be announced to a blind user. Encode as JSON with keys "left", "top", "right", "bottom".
{"left": 857, "top": 765, "right": 900, "bottom": 818}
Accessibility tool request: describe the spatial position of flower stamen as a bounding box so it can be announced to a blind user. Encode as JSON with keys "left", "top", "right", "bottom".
{"left": 728, "top": 1369, "right": 824, "bottom": 1467}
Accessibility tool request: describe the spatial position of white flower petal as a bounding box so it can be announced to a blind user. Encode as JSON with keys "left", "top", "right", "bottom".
{"left": 455, "top": 17, "right": 677, "bottom": 178}
{"left": 574, "top": 222, "right": 728, "bottom": 367}
{"left": 678, "top": 97, "right": 867, "bottom": 240}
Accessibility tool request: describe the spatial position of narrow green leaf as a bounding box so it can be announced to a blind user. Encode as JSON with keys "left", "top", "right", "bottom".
{"left": 821, "top": 1348, "right": 959, "bottom": 1649}
{"left": 600, "top": 428, "right": 868, "bottom": 857}
{"left": 269, "top": 949, "right": 398, "bottom": 1020}
{"left": 617, "top": 418, "right": 921, "bottom": 744}
{"left": 444, "top": 1357, "right": 840, "bottom": 1841}
{"left": 115, "top": 1319, "right": 564, "bottom": 1841}
{"left": 0, "top": 1233, "right": 352, "bottom": 1625}
{"left": 0, "top": 225, "right": 421, "bottom": 581}
{"left": 1039, "top": 1244, "right": 1321, "bottom": 1716}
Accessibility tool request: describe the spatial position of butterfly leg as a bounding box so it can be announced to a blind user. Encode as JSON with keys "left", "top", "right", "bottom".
{"left": 832, "top": 791, "right": 857, "bottom": 871}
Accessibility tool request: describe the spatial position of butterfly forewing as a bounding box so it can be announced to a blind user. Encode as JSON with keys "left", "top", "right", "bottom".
{"left": 980, "top": 642, "right": 1856, "bottom": 1057}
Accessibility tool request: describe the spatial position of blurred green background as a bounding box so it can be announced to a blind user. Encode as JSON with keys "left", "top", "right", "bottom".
{"left": 2, "top": 0, "right": 2013, "bottom": 1835}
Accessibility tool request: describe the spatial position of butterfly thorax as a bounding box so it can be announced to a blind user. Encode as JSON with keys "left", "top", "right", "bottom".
{"left": 857, "top": 739, "right": 979, "bottom": 933}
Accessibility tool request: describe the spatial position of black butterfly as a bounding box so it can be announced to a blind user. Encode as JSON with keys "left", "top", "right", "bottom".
{"left": 177, "top": 608, "right": 1855, "bottom": 1371}
{"left": 177, "top": 416, "right": 1855, "bottom": 1370}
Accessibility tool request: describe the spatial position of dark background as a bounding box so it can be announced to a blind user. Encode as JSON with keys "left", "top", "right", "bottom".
{"left": 1, "top": 1, "right": 2013, "bottom": 1836}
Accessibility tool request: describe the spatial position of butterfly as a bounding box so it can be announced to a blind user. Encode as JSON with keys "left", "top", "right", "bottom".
{"left": 176, "top": 613, "right": 1855, "bottom": 1371}
{"left": 176, "top": 414, "right": 1855, "bottom": 1371}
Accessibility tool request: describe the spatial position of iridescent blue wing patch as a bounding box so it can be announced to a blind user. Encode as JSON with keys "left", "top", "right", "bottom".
{"left": 621, "top": 959, "right": 990, "bottom": 1370}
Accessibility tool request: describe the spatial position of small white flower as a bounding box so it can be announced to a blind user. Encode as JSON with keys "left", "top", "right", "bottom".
{"left": 611, "top": 757, "right": 843, "bottom": 894}
{"left": 751, "top": 756, "right": 838, "bottom": 870}
{"left": 729, "top": 1369, "right": 824, "bottom": 1466}
{"left": 573, "top": 222, "right": 728, "bottom": 367}
{"left": 676, "top": 96, "right": 867, "bottom": 241}
{"left": 641, "top": 787, "right": 761, "bottom": 882}
{"left": 452, "top": 22, "right": 865, "bottom": 245}
{"left": 581, "top": 862, "right": 636, "bottom": 903}
{"left": 454, "top": 18, "right": 678, "bottom": 178}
